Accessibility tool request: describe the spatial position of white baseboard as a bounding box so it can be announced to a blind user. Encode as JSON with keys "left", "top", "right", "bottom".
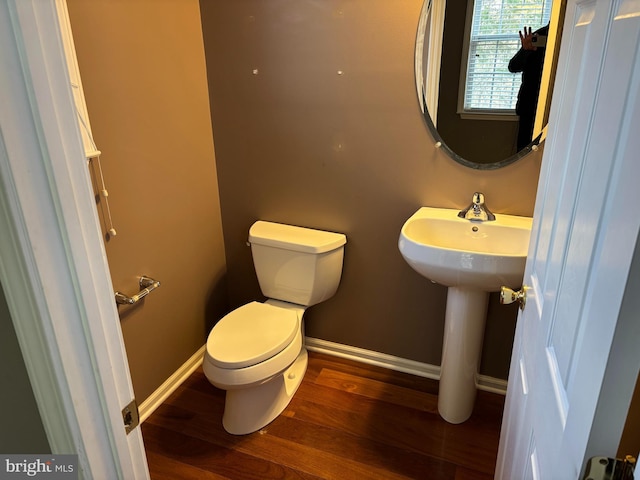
{"left": 304, "top": 337, "right": 507, "bottom": 395}
{"left": 139, "top": 338, "right": 506, "bottom": 423}
{"left": 477, "top": 373, "right": 509, "bottom": 395}
{"left": 139, "top": 345, "right": 205, "bottom": 424}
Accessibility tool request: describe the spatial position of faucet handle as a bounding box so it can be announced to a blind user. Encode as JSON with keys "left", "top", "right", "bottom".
{"left": 458, "top": 192, "right": 495, "bottom": 221}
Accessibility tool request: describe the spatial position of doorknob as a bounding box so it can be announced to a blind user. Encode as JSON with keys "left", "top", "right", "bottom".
{"left": 500, "top": 286, "right": 528, "bottom": 310}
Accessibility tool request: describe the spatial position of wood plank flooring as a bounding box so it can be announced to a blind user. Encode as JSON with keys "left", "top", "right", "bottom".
{"left": 142, "top": 351, "right": 505, "bottom": 480}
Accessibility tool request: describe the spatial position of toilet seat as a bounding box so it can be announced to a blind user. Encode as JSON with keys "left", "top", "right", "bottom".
{"left": 207, "top": 301, "right": 299, "bottom": 369}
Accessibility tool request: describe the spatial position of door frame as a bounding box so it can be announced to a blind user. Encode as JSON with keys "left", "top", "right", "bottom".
{"left": 0, "top": 1, "right": 148, "bottom": 478}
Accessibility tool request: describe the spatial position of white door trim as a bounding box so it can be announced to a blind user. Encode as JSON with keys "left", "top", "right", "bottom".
{"left": 0, "top": 1, "right": 148, "bottom": 478}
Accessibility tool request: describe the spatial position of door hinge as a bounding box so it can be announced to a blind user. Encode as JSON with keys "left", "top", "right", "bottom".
{"left": 583, "top": 455, "right": 636, "bottom": 480}
{"left": 122, "top": 399, "right": 139, "bottom": 435}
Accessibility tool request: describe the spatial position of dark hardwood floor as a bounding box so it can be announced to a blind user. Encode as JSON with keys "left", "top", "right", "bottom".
{"left": 142, "top": 351, "right": 505, "bottom": 479}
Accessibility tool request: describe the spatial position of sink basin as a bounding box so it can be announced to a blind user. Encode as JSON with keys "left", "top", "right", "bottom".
{"left": 398, "top": 207, "right": 532, "bottom": 291}
{"left": 398, "top": 206, "right": 532, "bottom": 424}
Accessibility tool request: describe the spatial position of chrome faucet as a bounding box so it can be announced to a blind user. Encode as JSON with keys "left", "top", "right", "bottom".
{"left": 458, "top": 192, "right": 496, "bottom": 222}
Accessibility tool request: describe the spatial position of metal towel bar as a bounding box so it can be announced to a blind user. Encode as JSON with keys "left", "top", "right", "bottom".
{"left": 115, "top": 276, "right": 161, "bottom": 305}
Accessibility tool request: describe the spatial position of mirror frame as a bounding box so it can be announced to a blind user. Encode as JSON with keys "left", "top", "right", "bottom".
{"left": 415, "top": 0, "right": 565, "bottom": 170}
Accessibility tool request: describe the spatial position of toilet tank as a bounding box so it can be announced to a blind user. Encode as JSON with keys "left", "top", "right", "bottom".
{"left": 249, "top": 221, "right": 347, "bottom": 307}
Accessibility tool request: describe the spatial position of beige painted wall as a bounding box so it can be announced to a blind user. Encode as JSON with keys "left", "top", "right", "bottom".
{"left": 200, "top": 0, "right": 543, "bottom": 379}
{"left": 66, "top": 1, "right": 228, "bottom": 401}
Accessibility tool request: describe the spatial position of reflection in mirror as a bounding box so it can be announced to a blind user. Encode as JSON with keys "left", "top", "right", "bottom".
{"left": 415, "top": 0, "right": 566, "bottom": 169}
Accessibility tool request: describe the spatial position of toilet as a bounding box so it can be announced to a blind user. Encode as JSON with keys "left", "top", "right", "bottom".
{"left": 203, "top": 220, "right": 346, "bottom": 435}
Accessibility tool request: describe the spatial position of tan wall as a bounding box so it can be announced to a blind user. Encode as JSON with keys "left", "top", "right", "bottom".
{"left": 66, "top": 1, "right": 228, "bottom": 401}
{"left": 200, "top": 0, "right": 542, "bottom": 379}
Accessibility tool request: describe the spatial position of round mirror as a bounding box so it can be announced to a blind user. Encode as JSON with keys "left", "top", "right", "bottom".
{"left": 415, "top": 0, "right": 565, "bottom": 169}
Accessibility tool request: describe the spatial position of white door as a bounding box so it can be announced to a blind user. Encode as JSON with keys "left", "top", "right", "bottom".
{"left": 496, "top": 1, "right": 640, "bottom": 479}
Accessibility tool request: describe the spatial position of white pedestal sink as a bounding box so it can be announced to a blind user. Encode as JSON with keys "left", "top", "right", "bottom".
{"left": 398, "top": 206, "right": 532, "bottom": 423}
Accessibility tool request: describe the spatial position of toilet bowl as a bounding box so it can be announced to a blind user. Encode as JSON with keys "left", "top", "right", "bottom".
{"left": 203, "top": 221, "right": 346, "bottom": 435}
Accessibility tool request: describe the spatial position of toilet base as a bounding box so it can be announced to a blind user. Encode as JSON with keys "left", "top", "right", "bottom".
{"left": 222, "top": 347, "right": 308, "bottom": 435}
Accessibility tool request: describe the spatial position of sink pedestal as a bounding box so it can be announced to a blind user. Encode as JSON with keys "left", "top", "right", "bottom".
{"left": 438, "top": 287, "right": 489, "bottom": 424}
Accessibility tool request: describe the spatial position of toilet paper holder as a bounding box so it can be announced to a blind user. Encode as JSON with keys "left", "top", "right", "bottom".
{"left": 115, "top": 275, "right": 161, "bottom": 305}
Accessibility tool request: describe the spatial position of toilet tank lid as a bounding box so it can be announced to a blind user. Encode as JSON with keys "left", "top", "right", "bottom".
{"left": 249, "top": 221, "right": 346, "bottom": 254}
